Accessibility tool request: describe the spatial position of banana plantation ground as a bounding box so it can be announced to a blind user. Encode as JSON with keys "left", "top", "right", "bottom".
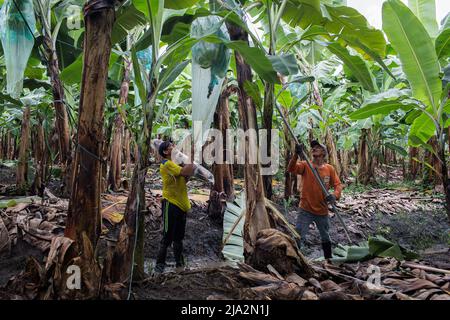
{"left": 0, "top": 0, "right": 449, "bottom": 302}
{"left": 0, "top": 161, "right": 449, "bottom": 300}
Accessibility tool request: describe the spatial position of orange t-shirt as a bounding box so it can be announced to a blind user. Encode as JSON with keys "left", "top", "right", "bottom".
{"left": 288, "top": 159, "right": 342, "bottom": 216}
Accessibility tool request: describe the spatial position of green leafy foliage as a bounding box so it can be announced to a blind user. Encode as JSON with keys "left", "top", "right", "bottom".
{"left": 326, "top": 42, "right": 376, "bottom": 92}
{"left": 407, "top": 0, "right": 439, "bottom": 37}
{"left": 282, "top": 0, "right": 322, "bottom": 29}
{"left": 383, "top": 0, "right": 441, "bottom": 111}
{"left": 435, "top": 28, "right": 450, "bottom": 60}
{"left": 268, "top": 53, "right": 299, "bottom": 76}
{"left": 349, "top": 100, "right": 416, "bottom": 120}
{"left": 324, "top": 5, "right": 387, "bottom": 58}
{"left": 384, "top": 142, "right": 408, "bottom": 157}
{"left": 111, "top": 3, "right": 147, "bottom": 45}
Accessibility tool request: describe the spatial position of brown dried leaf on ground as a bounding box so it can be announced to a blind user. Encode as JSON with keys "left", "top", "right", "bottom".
{"left": 0, "top": 217, "right": 10, "bottom": 254}
{"left": 337, "top": 188, "right": 444, "bottom": 217}
{"left": 413, "top": 288, "right": 444, "bottom": 300}
{"left": 318, "top": 291, "right": 352, "bottom": 300}
{"left": 4, "top": 257, "right": 44, "bottom": 300}
{"left": 320, "top": 279, "right": 342, "bottom": 292}
{"left": 237, "top": 271, "right": 281, "bottom": 285}
{"left": 285, "top": 273, "right": 307, "bottom": 287}
{"left": 401, "top": 278, "right": 440, "bottom": 293}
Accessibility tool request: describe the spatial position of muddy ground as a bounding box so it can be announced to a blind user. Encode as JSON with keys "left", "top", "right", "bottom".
{"left": 142, "top": 195, "right": 223, "bottom": 274}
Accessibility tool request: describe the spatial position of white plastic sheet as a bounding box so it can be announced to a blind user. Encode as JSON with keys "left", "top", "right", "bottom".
{"left": 191, "top": 61, "right": 225, "bottom": 145}
{"left": 0, "top": 0, "right": 36, "bottom": 98}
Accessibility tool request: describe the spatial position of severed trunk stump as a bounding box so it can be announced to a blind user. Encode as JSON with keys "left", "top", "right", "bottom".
{"left": 248, "top": 228, "right": 313, "bottom": 278}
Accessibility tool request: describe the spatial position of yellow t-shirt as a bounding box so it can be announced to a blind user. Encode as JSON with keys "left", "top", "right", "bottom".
{"left": 160, "top": 159, "right": 191, "bottom": 212}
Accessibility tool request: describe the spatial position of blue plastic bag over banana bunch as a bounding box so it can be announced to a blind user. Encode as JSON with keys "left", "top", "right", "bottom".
{"left": 133, "top": 46, "right": 152, "bottom": 107}
{"left": 0, "top": 0, "right": 36, "bottom": 98}
{"left": 136, "top": 48, "right": 152, "bottom": 72}
{"left": 190, "top": 16, "right": 230, "bottom": 145}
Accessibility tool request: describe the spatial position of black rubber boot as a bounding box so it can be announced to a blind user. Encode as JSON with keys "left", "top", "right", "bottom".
{"left": 155, "top": 244, "right": 169, "bottom": 272}
{"left": 321, "top": 241, "right": 332, "bottom": 260}
{"left": 173, "top": 241, "right": 185, "bottom": 268}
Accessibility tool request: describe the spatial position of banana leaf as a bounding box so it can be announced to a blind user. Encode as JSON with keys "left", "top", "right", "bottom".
{"left": 0, "top": 196, "right": 42, "bottom": 209}
{"left": 222, "top": 192, "right": 245, "bottom": 262}
{"left": 332, "top": 235, "right": 419, "bottom": 263}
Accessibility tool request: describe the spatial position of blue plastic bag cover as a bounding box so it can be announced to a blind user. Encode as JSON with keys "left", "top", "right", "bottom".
{"left": 137, "top": 48, "right": 152, "bottom": 74}
{"left": 133, "top": 46, "right": 152, "bottom": 107}
{"left": 0, "top": 0, "right": 36, "bottom": 98}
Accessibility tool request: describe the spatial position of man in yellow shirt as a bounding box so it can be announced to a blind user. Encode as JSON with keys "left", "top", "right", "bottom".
{"left": 155, "top": 141, "right": 196, "bottom": 274}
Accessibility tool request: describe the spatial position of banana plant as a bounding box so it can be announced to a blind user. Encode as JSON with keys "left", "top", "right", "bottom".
{"left": 349, "top": 0, "right": 450, "bottom": 220}
{"left": 32, "top": 0, "right": 86, "bottom": 187}
{"left": 111, "top": 0, "right": 205, "bottom": 282}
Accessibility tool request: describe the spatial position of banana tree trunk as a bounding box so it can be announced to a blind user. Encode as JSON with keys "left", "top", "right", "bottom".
{"left": 262, "top": 82, "right": 274, "bottom": 199}
{"left": 227, "top": 23, "right": 271, "bottom": 261}
{"left": 423, "top": 137, "right": 440, "bottom": 185}
{"left": 448, "top": 128, "right": 450, "bottom": 154}
{"left": 65, "top": 1, "right": 115, "bottom": 247}
{"left": 0, "top": 130, "right": 3, "bottom": 159}
{"left": 16, "top": 106, "right": 31, "bottom": 192}
{"left": 357, "top": 129, "right": 374, "bottom": 185}
{"left": 325, "top": 129, "right": 341, "bottom": 177}
{"left": 31, "top": 117, "right": 46, "bottom": 196}
{"left": 108, "top": 115, "right": 123, "bottom": 191}
{"left": 438, "top": 140, "right": 450, "bottom": 222}
{"left": 44, "top": 34, "right": 72, "bottom": 196}
{"left": 312, "top": 81, "right": 341, "bottom": 177}
{"left": 101, "top": 121, "right": 113, "bottom": 193}
{"left": 284, "top": 142, "right": 296, "bottom": 199}
{"left": 408, "top": 147, "right": 420, "bottom": 180}
{"left": 110, "top": 88, "right": 157, "bottom": 283}
{"left": 280, "top": 104, "right": 296, "bottom": 199}
{"left": 108, "top": 63, "right": 130, "bottom": 191}
{"left": 6, "top": 131, "right": 13, "bottom": 160}
{"left": 9, "top": 132, "right": 14, "bottom": 160}
{"left": 0, "top": 130, "right": 6, "bottom": 160}
{"left": 208, "top": 84, "right": 235, "bottom": 222}
{"left": 340, "top": 149, "right": 350, "bottom": 180}
{"left": 124, "top": 129, "right": 132, "bottom": 180}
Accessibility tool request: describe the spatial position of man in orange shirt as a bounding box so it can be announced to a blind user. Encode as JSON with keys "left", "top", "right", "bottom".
{"left": 287, "top": 140, "right": 343, "bottom": 259}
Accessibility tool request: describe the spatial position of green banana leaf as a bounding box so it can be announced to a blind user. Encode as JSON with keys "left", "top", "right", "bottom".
{"left": 407, "top": 0, "right": 439, "bottom": 37}
{"left": 0, "top": 196, "right": 42, "bottom": 209}
{"left": 332, "top": 235, "right": 419, "bottom": 263}
{"left": 349, "top": 99, "right": 417, "bottom": 120}
{"left": 383, "top": 0, "right": 441, "bottom": 112}
{"left": 326, "top": 42, "right": 376, "bottom": 92}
